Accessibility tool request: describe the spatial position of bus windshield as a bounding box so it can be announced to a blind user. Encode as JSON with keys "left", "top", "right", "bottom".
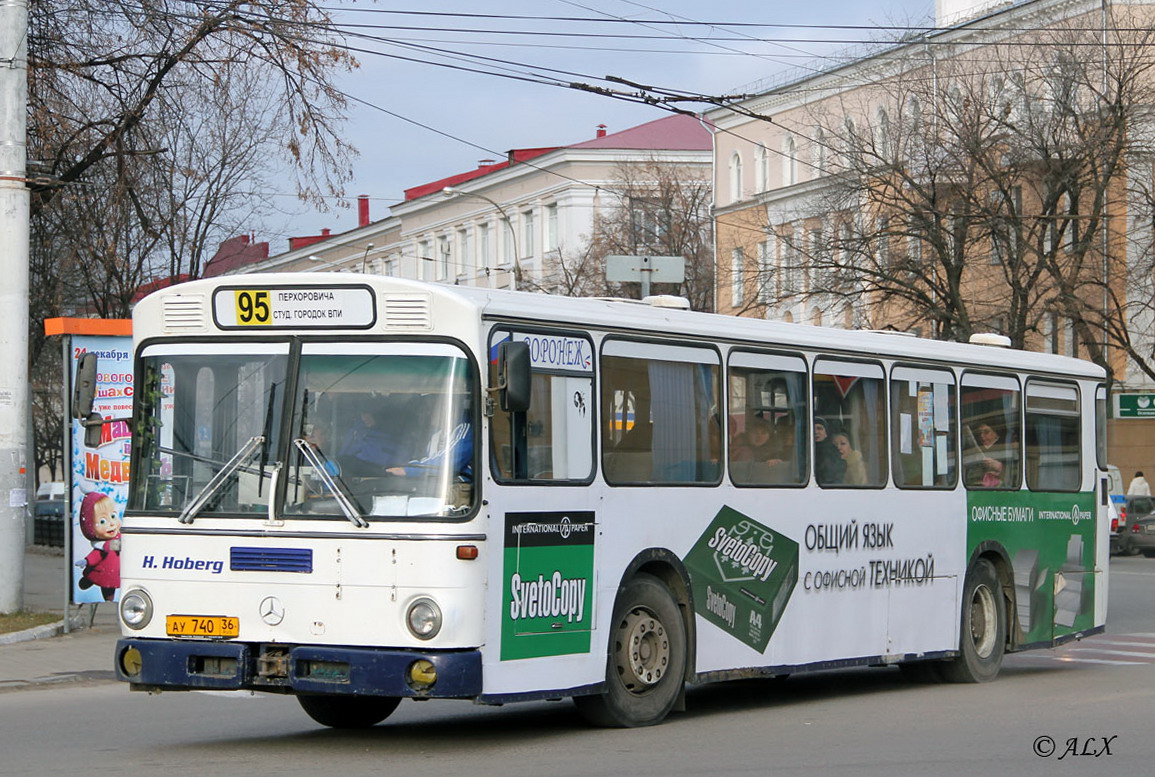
{"left": 130, "top": 343, "right": 289, "bottom": 515}
{"left": 128, "top": 341, "right": 477, "bottom": 521}
{"left": 285, "top": 343, "right": 476, "bottom": 519}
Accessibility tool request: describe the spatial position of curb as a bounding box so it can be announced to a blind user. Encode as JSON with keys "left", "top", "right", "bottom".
{"left": 0, "top": 613, "right": 94, "bottom": 646}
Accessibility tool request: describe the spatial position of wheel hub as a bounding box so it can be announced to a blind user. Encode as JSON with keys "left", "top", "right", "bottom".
{"left": 969, "top": 583, "right": 997, "bottom": 659}
{"left": 621, "top": 607, "right": 669, "bottom": 689}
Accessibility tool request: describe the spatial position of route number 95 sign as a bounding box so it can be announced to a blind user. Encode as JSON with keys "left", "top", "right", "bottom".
{"left": 212, "top": 286, "right": 377, "bottom": 330}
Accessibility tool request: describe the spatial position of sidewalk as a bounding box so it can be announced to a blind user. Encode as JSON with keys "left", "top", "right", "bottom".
{"left": 0, "top": 547, "right": 121, "bottom": 691}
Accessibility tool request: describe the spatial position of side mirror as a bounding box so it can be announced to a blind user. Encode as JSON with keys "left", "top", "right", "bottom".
{"left": 497, "top": 341, "right": 531, "bottom": 413}
{"left": 73, "top": 352, "right": 98, "bottom": 419}
{"left": 74, "top": 352, "right": 108, "bottom": 447}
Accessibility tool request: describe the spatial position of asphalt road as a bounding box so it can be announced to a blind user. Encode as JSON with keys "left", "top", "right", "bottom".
{"left": 3, "top": 555, "right": 1153, "bottom": 777}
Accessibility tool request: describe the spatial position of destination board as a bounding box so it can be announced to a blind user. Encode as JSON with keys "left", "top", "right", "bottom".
{"left": 212, "top": 285, "right": 376, "bottom": 330}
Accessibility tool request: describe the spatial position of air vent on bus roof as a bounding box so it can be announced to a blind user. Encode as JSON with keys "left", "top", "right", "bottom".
{"left": 969, "top": 333, "right": 1012, "bottom": 348}
{"left": 162, "top": 294, "right": 207, "bottom": 333}
{"left": 383, "top": 293, "right": 432, "bottom": 330}
{"left": 642, "top": 295, "right": 691, "bottom": 310}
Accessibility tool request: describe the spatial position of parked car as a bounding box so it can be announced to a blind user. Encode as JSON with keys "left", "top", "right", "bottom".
{"left": 33, "top": 499, "right": 65, "bottom": 547}
{"left": 1118, "top": 495, "right": 1155, "bottom": 556}
{"left": 1131, "top": 506, "right": 1155, "bottom": 558}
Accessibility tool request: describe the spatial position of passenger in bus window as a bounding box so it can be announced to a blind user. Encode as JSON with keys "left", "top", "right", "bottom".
{"left": 964, "top": 423, "right": 1003, "bottom": 487}
{"left": 733, "top": 417, "right": 778, "bottom": 462}
{"left": 814, "top": 418, "right": 846, "bottom": 485}
{"left": 833, "top": 432, "right": 868, "bottom": 486}
{"left": 735, "top": 416, "right": 797, "bottom": 484}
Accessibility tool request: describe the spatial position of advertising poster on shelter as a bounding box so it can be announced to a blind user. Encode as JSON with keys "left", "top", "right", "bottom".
{"left": 69, "top": 335, "right": 133, "bottom": 604}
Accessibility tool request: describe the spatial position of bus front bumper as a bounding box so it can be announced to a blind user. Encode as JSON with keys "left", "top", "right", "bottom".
{"left": 114, "top": 638, "right": 482, "bottom": 698}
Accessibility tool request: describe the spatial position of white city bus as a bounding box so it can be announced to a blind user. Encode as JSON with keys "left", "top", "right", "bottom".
{"left": 94, "top": 274, "right": 1108, "bottom": 728}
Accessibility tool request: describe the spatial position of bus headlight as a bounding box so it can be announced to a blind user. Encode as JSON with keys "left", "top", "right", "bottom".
{"left": 406, "top": 598, "right": 442, "bottom": 640}
{"left": 120, "top": 590, "right": 153, "bottom": 630}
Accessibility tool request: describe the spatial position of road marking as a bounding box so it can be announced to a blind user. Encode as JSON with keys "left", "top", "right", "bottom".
{"left": 1065, "top": 648, "right": 1155, "bottom": 658}
{"left": 1014, "top": 633, "right": 1155, "bottom": 666}
{"left": 1050, "top": 657, "right": 1143, "bottom": 666}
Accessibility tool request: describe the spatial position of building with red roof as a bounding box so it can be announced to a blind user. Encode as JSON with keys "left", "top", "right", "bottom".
{"left": 230, "top": 113, "right": 712, "bottom": 291}
{"left": 389, "top": 113, "right": 712, "bottom": 291}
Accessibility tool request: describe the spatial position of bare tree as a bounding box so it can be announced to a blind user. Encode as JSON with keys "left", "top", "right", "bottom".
{"left": 28, "top": 1, "right": 356, "bottom": 216}
{"left": 538, "top": 158, "right": 714, "bottom": 310}
{"left": 746, "top": 9, "right": 1155, "bottom": 384}
{"left": 27, "top": 1, "right": 358, "bottom": 479}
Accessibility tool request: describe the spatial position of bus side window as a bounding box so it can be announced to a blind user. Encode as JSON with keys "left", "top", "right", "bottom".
{"left": 960, "top": 376, "right": 1021, "bottom": 490}
{"left": 813, "top": 360, "right": 887, "bottom": 488}
{"left": 601, "top": 341, "right": 721, "bottom": 485}
{"left": 889, "top": 369, "right": 957, "bottom": 489}
{"left": 488, "top": 332, "right": 595, "bottom": 483}
{"left": 727, "top": 353, "right": 808, "bottom": 487}
{"left": 1025, "top": 381, "right": 1081, "bottom": 492}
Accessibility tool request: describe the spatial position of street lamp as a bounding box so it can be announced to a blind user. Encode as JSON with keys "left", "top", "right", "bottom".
{"left": 306, "top": 254, "right": 351, "bottom": 272}
{"left": 306, "top": 242, "right": 374, "bottom": 274}
{"left": 442, "top": 186, "right": 522, "bottom": 290}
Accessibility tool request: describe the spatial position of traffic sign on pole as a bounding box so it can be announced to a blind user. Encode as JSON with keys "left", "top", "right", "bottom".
{"left": 605, "top": 255, "right": 685, "bottom": 297}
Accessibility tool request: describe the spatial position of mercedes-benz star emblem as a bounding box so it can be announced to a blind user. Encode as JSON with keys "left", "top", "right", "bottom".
{"left": 259, "top": 596, "right": 285, "bottom": 626}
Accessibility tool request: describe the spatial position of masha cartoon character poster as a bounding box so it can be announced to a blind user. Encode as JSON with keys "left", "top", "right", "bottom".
{"left": 77, "top": 491, "right": 121, "bottom": 601}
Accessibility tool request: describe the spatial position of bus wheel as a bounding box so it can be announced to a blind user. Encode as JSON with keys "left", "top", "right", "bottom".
{"left": 574, "top": 573, "right": 686, "bottom": 727}
{"left": 940, "top": 559, "right": 1005, "bottom": 683}
{"left": 297, "top": 694, "right": 401, "bottom": 728}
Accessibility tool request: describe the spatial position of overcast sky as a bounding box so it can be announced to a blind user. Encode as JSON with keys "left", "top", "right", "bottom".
{"left": 266, "top": 0, "right": 935, "bottom": 249}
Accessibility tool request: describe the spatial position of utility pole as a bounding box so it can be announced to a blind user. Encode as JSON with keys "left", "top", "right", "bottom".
{"left": 0, "top": 0, "right": 29, "bottom": 613}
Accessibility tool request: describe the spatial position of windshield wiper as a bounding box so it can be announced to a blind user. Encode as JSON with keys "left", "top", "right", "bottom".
{"left": 178, "top": 436, "right": 265, "bottom": 525}
{"left": 258, "top": 383, "right": 278, "bottom": 497}
{"left": 292, "top": 438, "right": 369, "bottom": 528}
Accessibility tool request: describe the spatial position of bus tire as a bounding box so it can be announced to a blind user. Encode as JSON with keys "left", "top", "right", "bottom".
{"left": 574, "top": 573, "right": 686, "bottom": 728}
{"left": 297, "top": 694, "right": 401, "bottom": 728}
{"left": 940, "top": 558, "right": 1005, "bottom": 683}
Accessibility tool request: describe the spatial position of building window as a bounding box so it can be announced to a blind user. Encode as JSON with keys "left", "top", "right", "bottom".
{"left": 731, "top": 247, "right": 745, "bottom": 307}
{"left": 876, "top": 217, "right": 890, "bottom": 270}
{"left": 1043, "top": 313, "right": 1057, "bottom": 354}
{"left": 438, "top": 235, "right": 451, "bottom": 280}
{"left": 991, "top": 186, "right": 1022, "bottom": 265}
{"left": 522, "top": 209, "right": 535, "bottom": 260}
{"left": 419, "top": 240, "right": 432, "bottom": 281}
{"left": 842, "top": 118, "right": 859, "bottom": 169}
{"left": 457, "top": 228, "right": 471, "bottom": 278}
{"left": 730, "top": 152, "right": 744, "bottom": 203}
{"left": 783, "top": 135, "right": 797, "bottom": 186}
{"left": 876, "top": 108, "right": 891, "bottom": 159}
{"left": 630, "top": 197, "right": 668, "bottom": 249}
{"left": 756, "top": 145, "right": 769, "bottom": 192}
{"left": 477, "top": 222, "right": 491, "bottom": 275}
{"left": 502, "top": 216, "right": 514, "bottom": 266}
{"left": 545, "top": 203, "right": 558, "bottom": 252}
{"left": 758, "top": 234, "right": 775, "bottom": 303}
{"left": 813, "top": 128, "right": 827, "bottom": 174}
